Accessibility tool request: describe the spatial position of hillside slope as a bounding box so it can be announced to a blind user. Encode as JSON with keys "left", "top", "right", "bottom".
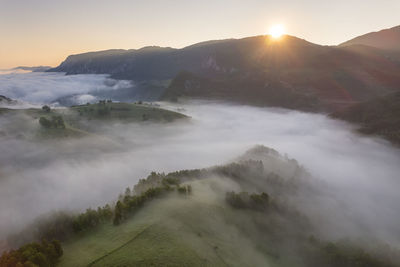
{"left": 340, "top": 25, "right": 400, "bottom": 51}
{"left": 0, "top": 102, "right": 187, "bottom": 140}
{"left": 332, "top": 91, "right": 400, "bottom": 145}
{"left": 6, "top": 146, "right": 400, "bottom": 267}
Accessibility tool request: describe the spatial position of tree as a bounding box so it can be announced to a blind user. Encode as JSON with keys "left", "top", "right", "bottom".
{"left": 42, "top": 105, "right": 51, "bottom": 112}
{"left": 0, "top": 240, "right": 63, "bottom": 267}
{"left": 113, "top": 201, "right": 124, "bottom": 225}
{"left": 52, "top": 240, "right": 63, "bottom": 258}
{"left": 125, "top": 187, "right": 131, "bottom": 197}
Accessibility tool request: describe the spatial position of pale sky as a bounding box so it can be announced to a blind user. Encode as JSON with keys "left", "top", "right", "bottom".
{"left": 0, "top": 0, "right": 399, "bottom": 69}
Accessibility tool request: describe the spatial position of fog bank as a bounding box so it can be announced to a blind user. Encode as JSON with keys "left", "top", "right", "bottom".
{"left": 0, "top": 72, "right": 132, "bottom": 105}
{"left": 0, "top": 68, "right": 400, "bottom": 247}
{"left": 0, "top": 100, "right": 400, "bottom": 247}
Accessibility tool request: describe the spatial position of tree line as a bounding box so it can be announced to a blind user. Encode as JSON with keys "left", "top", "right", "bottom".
{"left": 0, "top": 240, "right": 62, "bottom": 267}
{"left": 5, "top": 171, "right": 194, "bottom": 265}
{"left": 225, "top": 191, "right": 270, "bottom": 211}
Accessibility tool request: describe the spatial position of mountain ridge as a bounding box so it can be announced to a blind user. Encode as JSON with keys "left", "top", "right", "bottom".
{"left": 340, "top": 25, "right": 400, "bottom": 51}
{"left": 49, "top": 28, "right": 400, "bottom": 113}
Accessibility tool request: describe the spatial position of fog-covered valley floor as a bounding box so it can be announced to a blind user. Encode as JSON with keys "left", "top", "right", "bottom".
{"left": 1, "top": 73, "right": 400, "bottom": 250}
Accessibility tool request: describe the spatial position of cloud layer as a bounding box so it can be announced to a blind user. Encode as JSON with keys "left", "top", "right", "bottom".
{"left": 0, "top": 72, "right": 399, "bottom": 248}
{"left": 0, "top": 72, "right": 132, "bottom": 105}
{"left": 0, "top": 101, "right": 400, "bottom": 246}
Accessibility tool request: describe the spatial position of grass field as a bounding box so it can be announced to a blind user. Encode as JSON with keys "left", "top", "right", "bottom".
{"left": 0, "top": 102, "right": 187, "bottom": 140}
{"left": 57, "top": 182, "right": 278, "bottom": 267}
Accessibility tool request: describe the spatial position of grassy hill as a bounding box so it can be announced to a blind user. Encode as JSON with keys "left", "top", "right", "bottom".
{"left": 0, "top": 102, "right": 187, "bottom": 140}
{"left": 68, "top": 101, "right": 186, "bottom": 123}
{"left": 58, "top": 199, "right": 234, "bottom": 267}
{"left": 5, "top": 146, "right": 399, "bottom": 267}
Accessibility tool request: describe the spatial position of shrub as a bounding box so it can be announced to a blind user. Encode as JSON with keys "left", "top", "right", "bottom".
{"left": 39, "top": 116, "right": 65, "bottom": 129}
{"left": 226, "top": 191, "right": 270, "bottom": 211}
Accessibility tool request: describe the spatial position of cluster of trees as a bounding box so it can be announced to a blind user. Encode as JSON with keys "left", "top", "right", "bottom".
{"left": 134, "top": 170, "right": 202, "bottom": 195}
{"left": 98, "top": 100, "right": 112, "bottom": 105}
{"left": 113, "top": 182, "right": 192, "bottom": 225}
{"left": 41, "top": 105, "right": 51, "bottom": 113}
{"left": 8, "top": 206, "right": 114, "bottom": 248}
{"left": 0, "top": 240, "right": 62, "bottom": 267}
{"left": 72, "top": 205, "right": 113, "bottom": 232}
{"left": 226, "top": 191, "right": 270, "bottom": 211}
{"left": 213, "top": 160, "right": 264, "bottom": 182}
{"left": 134, "top": 172, "right": 169, "bottom": 194}
{"left": 39, "top": 116, "right": 65, "bottom": 129}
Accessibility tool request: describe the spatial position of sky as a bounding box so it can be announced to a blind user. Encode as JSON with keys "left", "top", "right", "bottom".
{"left": 0, "top": 0, "right": 399, "bottom": 69}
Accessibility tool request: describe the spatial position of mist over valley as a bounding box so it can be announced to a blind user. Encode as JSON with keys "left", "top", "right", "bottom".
{"left": 1, "top": 8, "right": 400, "bottom": 266}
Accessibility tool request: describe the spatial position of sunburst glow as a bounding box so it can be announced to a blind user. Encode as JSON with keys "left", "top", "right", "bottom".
{"left": 269, "top": 24, "right": 285, "bottom": 39}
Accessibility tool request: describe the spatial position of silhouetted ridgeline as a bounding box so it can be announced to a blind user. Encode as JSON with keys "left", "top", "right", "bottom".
{"left": 49, "top": 29, "right": 400, "bottom": 113}
{"left": 340, "top": 25, "right": 400, "bottom": 52}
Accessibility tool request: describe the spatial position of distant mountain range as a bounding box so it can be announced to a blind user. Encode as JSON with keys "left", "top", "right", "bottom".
{"left": 0, "top": 95, "right": 17, "bottom": 107}
{"left": 340, "top": 25, "right": 400, "bottom": 51}
{"left": 14, "top": 66, "right": 51, "bottom": 72}
{"left": 49, "top": 25, "right": 400, "bottom": 113}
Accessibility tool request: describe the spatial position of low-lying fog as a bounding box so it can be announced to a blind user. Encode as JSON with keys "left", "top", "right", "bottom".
{"left": 1, "top": 73, "right": 400, "bottom": 248}
{"left": 0, "top": 71, "right": 132, "bottom": 105}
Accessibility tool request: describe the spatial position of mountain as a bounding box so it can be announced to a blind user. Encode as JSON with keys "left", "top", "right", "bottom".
{"left": 13, "top": 66, "right": 52, "bottom": 72}
{"left": 340, "top": 25, "right": 400, "bottom": 51}
{"left": 0, "top": 95, "right": 14, "bottom": 103}
{"left": 332, "top": 91, "right": 400, "bottom": 145}
{"left": 161, "top": 35, "right": 400, "bottom": 111}
{"left": 49, "top": 47, "right": 179, "bottom": 80}
{"left": 49, "top": 31, "right": 400, "bottom": 112}
{"left": 0, "top": 95, "right": 17, "bottom": 107}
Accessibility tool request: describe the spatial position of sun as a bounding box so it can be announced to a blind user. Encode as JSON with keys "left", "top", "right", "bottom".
{"left": 269, "top": 24, "right": 286, "bottom": 39}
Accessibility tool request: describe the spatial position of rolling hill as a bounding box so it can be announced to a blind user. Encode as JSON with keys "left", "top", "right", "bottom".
{"left": 0, "top": 101, "right": 187, "bottom": 140}
{"left": 4, "top": 146, "right": 399, "bottom": 267}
